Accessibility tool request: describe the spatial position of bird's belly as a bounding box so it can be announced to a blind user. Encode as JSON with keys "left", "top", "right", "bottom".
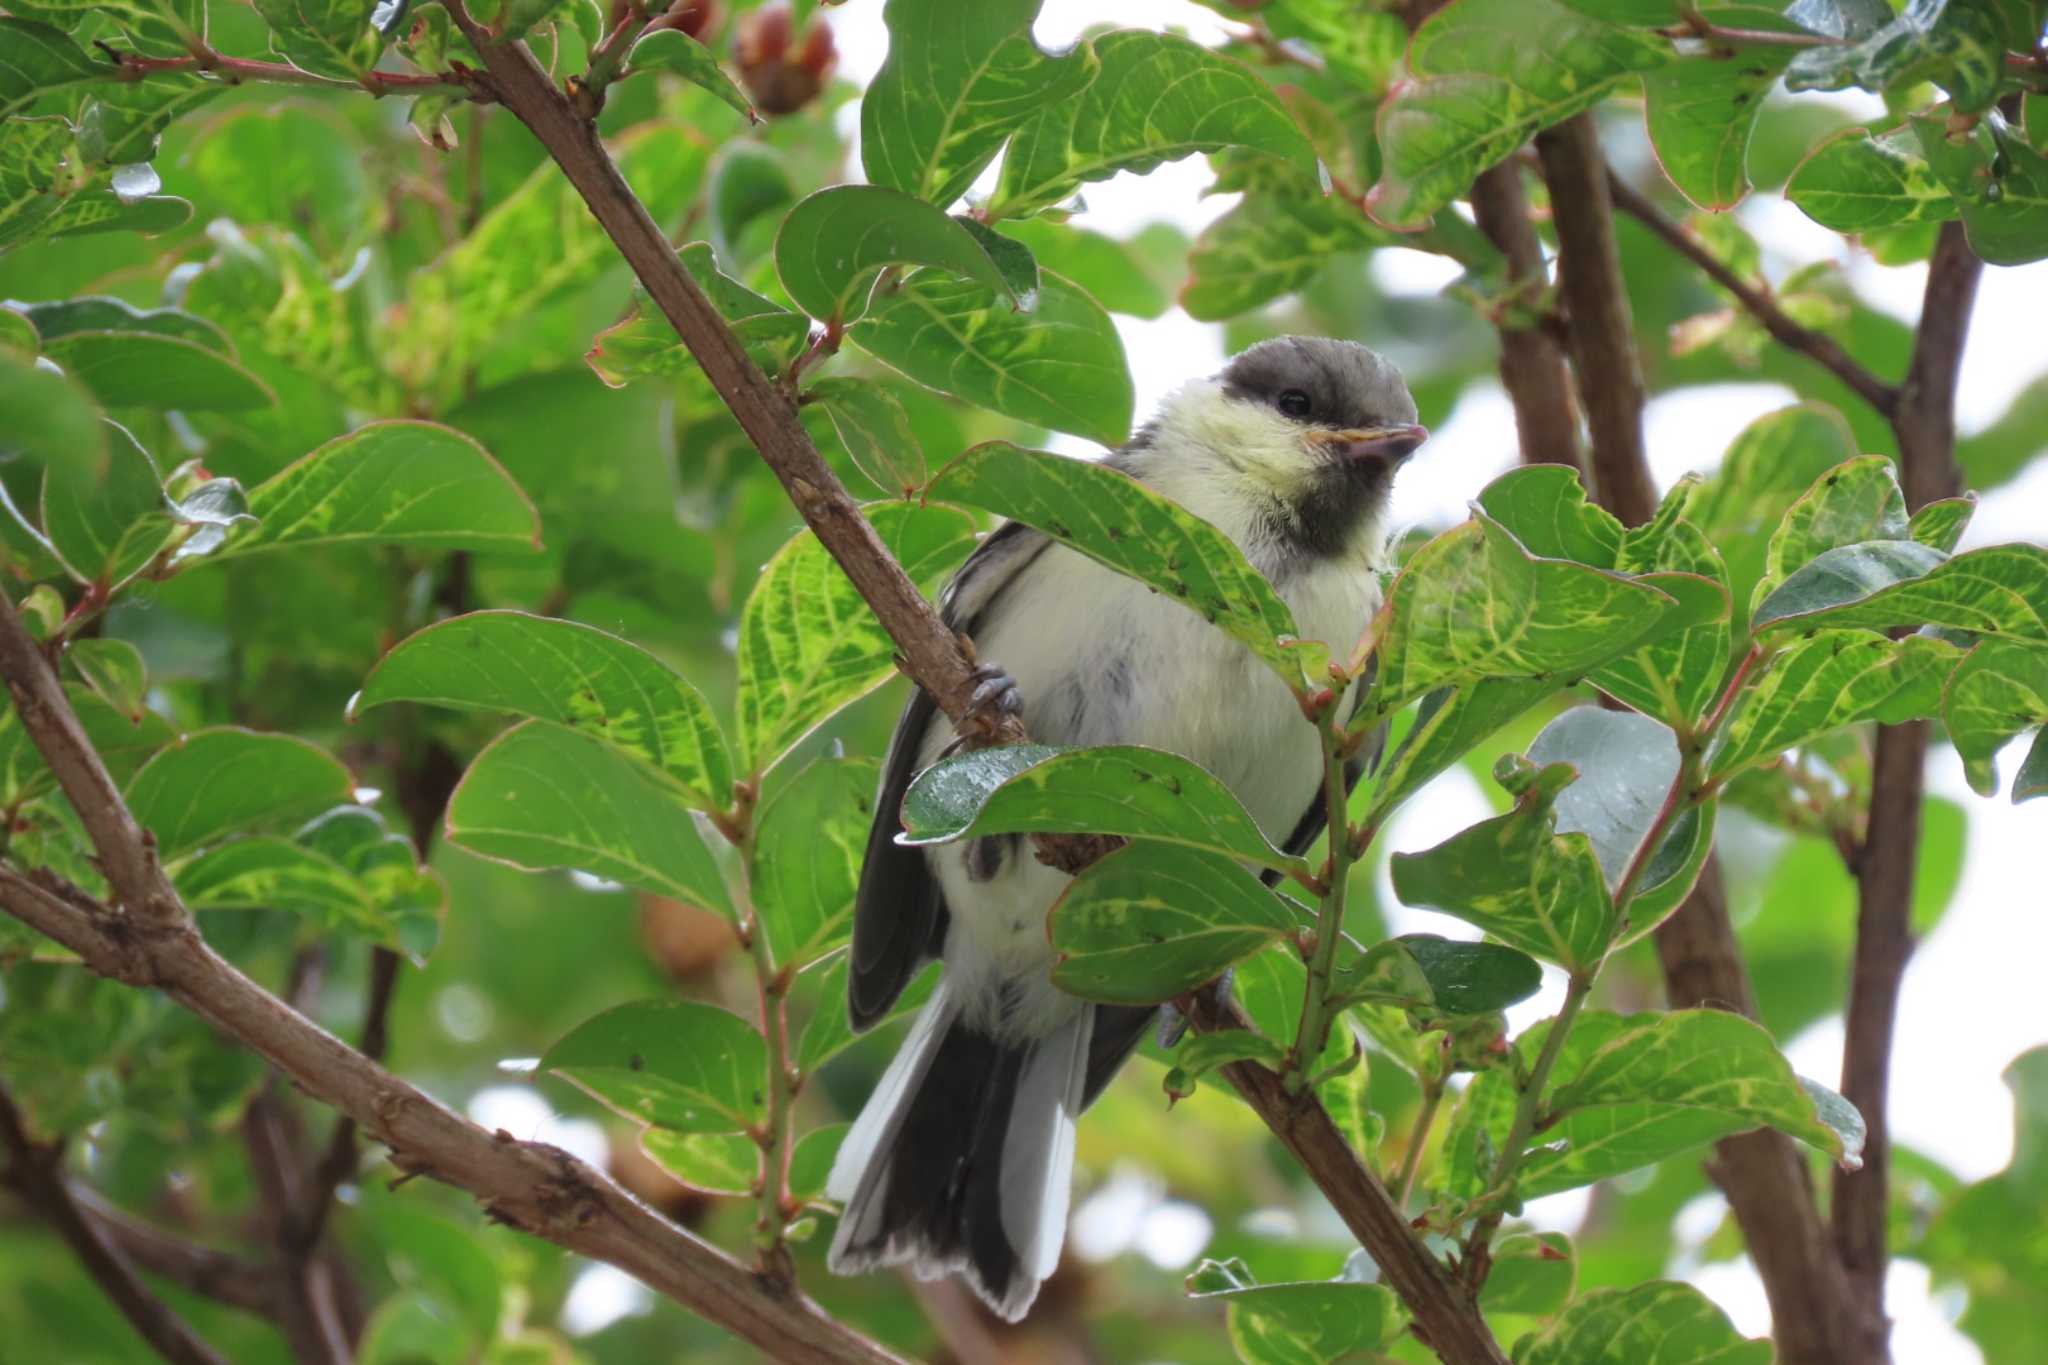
{"left": 921, "top": 545, "right": 1377, "bottom": 1038}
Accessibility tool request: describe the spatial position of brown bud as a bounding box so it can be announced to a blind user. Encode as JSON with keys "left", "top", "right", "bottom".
{"left": 736, "top": 5, "right": 836, "bottom": 116}
{"left": 672, "top": 0, "right": 720, "bottom": 41}
{"left": 638, "top": 892, "right": 736, "bottom": 980}
{"left": 736, "top": 3, "right": 790, "bottom": 65}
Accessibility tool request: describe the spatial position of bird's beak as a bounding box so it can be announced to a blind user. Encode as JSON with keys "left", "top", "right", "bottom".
{"left": 1307, "top": 423, "right": 1430, "bottom": 465}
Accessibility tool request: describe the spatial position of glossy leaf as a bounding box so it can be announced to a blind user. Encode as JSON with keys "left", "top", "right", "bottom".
{"left": 125, "top": 728, "right": 355, "bottom": 858}
{"left": 1184, "top": 1256, "right": 1406, "bottom": 1362}
{"left": 861, "top": 0, "right": 1097, "bottom": 208}
{"left": 66, "top": 638, "right": 147, "bottom": 722}
{"left": 1909, "top": 494, "right": 1977, "bottom": 551}
{"left": 1526, "top": 706, "right": 1680, "bottom": 894}
{"left": 252, "top": 0, "right": 384, "bottom": 79}
{"left": 989, "top": 30, "right": 1316, "bottom": 219}
{"left": 1787, "top": 0, "right": 2031, "bottom": 114}
{"left": 355, "top": 611, "right": 733, "bottom": 811}
{"left": 1049, "top": 844, "right": 1299, "bottom": 1004}
{"left": 751, "top": 756, "right": 877, "bottom": 970}
{"left": 1389, "top": 760, "right": 1614, "bottom": 973}
{"left": 1516, "top": 1281, "right": 1772, "bottom": 1365}
{"left": 1788, "top": 125, "right": 1957, "bottom": 232}
{"left": 930, "top": 442, "right": 1304, "bottom": 680}
{"left": 808, "top": 378, "right": 927, "bottom": 494}
{"left": 207, "top": 421, "right": 539, "bottom": 558}
{"left": 1711, "top": 632, "right": 1958, "bottom": 779}
{"left": 0, "top": 348, "right": 100, "bottom": 481}
{"left": 445, "top": 720, "right": 734, "bottom": 918}
{"left": 12, "top": 296, "right": 230, "bottom": 352}
{"left": 40, "top": 330, "right": 272, "bottom": 412}
{"left": 1379, "top": 934, "right": 1544, "bottom": 1017}
{"left": 1369, "top": 512, "right": 1685, "bottom": 718}
{"left": 625, "top": 28, "right": 754, "bottom": 122}
{"left": 1912, "top": 112, "right": 2048, "bottom": 267}
{"left": 900, "top": 743, "right": 1305, "bottom": 874}
{"left": 1756, "top": 454, "right": 1909, "bottom": 610}
{"left": 1642, "top": 10, "right": 1803, "bottom": 211}
{"left": 848, "top": 268, "right": 1133, "bottom": 446}
{"left": 1943, "top": 637, "right": 2048, "bottom": 796}
{"left": 734, "top": 501, "right": 977, "bottom": 774}
{"left": 1368, "top": 0, "right": 1669, "bottom": 226}
{"left": 1756, "top": 542, "right": 2048, "bottom": 636}
{"left": 2015, "top": 726, "right": 2048, "bottom": 803}
{"left": 0, "top": 20, "right": 103, "bottom": 121}
{"left": 542, "top": 999, "right": 765, "bottom": 1133}
{"left": 774, "top": 185, "right": 1019, "bottom": 325}
{"left": 40, "top": 422, "right": 171, "bottom": 587}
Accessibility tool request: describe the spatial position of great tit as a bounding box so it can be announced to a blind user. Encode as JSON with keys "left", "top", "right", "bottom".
{"left": 826, "top": 336, "right": 1426, "bottom": 1320}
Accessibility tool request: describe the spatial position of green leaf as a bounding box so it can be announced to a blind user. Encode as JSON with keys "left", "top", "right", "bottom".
{"left": 252, "top": 0, "right": 385, "bottom": 79}
{"left": 0, "top": 20, "right": 103, "bottom": 121}
{"left": 40, "top": 330, "right": 273, "bottom": 413}
{"left": 1787, "top": 0, "right": 2032, "bottom": 114}
{"left": 39, "top": 422, "right": 171, "bottom": 587}
{"left": 1182, "top": 193, "right": 1395, "bottom": 321}
{"left": 788, "top": 1122, "right": 848, "bottom": 1203}
{"left": 1711, "top": 632, "right": 1959, "bottom": 779}
{"left": 1368, "top": 0, "right": 1670, "bottom": 226}
{"left": 1480, "top": 1232, "right": 1574, "bottom": 1317}
{"left": 1184, "top": 1257, "right": 1406, "bottom": 1363}
{"left": 751, "top": 756, "right": 877, "bottom": 970}
{"left": 1376, "top": 934, "right": 1545, "bottom": 1017}
{"left": 355, "top": 611, "right": 733, "bottom": 811}
{"left": 774, "top": 185, "right": 1020, "bottom": 325}
{"left": 1389, "top": 759, "right": 1614, "bottom": 972}
{"left": 1757, "top": 541, "right": 2048, "bottom": 636}
{"left": 625, "top": 28, "right": 754, "bottom": 122}
{"left": 1, "top": 685, "right": 172, "bottom": 804}
{"left": 1756, "top": 454, "right": 1910, "bottom": 610}
{"left": 1909, "top": 494, "right": 1976, "bottom": 551}
{"left": 0, "top": 350, "right": 103, "bottom": 477}
{"left": 1787, "top": 125, "right": 1958, "bottom": 232}
{"left": 1515, "top": 1281, "right": 1772, "bottom": 1365}
{"left": 543, "top": 999, "right": 766, "bottom": 1133}
{"left": 1365, "top": 678, "right": 1556, "bottom": 824}
{"left": 1161, "top": 1030, "right": 1286, "bottom": 1104}
{"left": 1912, "top": 112, "right": 2048, "bottom": 267}
{"left": 807, "top": 377, "right": 927, "bottom": 495}
{"left": 1049, "top": 843, "right": 1300, "bottom": 1004}
{"left": 848, "top": 268, "right": 1132, "bottom": 446}
{"left": 640, "top": 1129, "right": 758, "bottom": 1195}
{"left": 1525, "top": 706, "right": 1680, "bottom": 891}
{"left": 1642, "top": 9, "right": 1805, "bottom": 211}
{"left": 793, "top": 951, "right": 938, "bottom": 1075}
{"left": 66, "top": 638, "right": 147, "bottom": 722}
{"left": 175, "top": 835, "right": 366, "bottom": 916}
{"left": 930, "top": 442, "right": 1305, "bottom": 680}
{"left": 1943, "top": 636, "right": 2048, "bottom": 796}
{"left": 734, "top": 500, "right": 977, "bottom": 774}
{"left": 218, "top": 421, "right": 540, "bottom": 558}
{"left": 12, "top": 297, "right": 231, "bottom": 352}
{"left": 2015, "top": 725, "right": 2048, "bottom": 803}
{"left": 989, "top": 30, "right": 1316, "bottom": 219}
{"left": 124, "top": 728, "right": 355, "bottom": 858}
{"left": 297, "top": 806, "right": 446, "bottom": 960}
{"left": 586, "top": 243, "right": 811, "bottom": 388}
{"left": 993, "top": 218, "right": 1171, "bottom": 318}
{"left": 901, "top": 744, "right": 1305, "bottom": 874}
{"left": 1369, "top": 512, "right": 1685, "bottom": 718}
{"left": 445, "top": 720, "right": 734, "bottom": 918}
{"left": 861, "top": 0, "right": 1098, "bottom": 208}
{"left": 74, "top": 74, "right": 220, "bottom": 166}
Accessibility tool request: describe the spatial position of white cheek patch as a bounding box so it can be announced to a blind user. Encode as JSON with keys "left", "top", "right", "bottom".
{"left": 1144, "top": 381, "right": 1322, "bottom": 514}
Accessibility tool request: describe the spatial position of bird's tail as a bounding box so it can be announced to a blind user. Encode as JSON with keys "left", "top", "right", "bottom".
{"left": 825, "top": 981, "right": 1092, "bottom": 1322}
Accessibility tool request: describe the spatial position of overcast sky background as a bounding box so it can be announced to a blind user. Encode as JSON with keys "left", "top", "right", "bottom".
{"left": 516, "top": 4, "right": 2048, "bottom": 1350}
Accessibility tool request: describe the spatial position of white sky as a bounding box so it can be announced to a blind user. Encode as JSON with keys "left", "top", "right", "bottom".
{"left": 548, "top": 2, "right": 2046, "bottom": 1349}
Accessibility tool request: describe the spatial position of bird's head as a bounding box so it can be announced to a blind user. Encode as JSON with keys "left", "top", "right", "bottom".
{"left": 1135, "top": 336, "right": 1427, "bottom": 568}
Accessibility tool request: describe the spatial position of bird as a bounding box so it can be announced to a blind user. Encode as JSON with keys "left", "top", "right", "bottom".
{"left": 824, "top": 336, "right": 1427, "bottom": 1320}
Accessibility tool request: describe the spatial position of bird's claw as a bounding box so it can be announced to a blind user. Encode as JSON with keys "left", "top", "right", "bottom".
{"left": 952, "top": 662, "right": 1023, "bottom": 746}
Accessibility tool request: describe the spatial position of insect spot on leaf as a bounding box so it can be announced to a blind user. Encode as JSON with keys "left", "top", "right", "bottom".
{"left": 629, "top": 1054, "right": 644, "bottom": 1071}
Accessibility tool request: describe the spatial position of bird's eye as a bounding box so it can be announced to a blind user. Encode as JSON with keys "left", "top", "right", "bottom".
{"left": 1276, "top": 389, "right": 1313, "bottom": 419}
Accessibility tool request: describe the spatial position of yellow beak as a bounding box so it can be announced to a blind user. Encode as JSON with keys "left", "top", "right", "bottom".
{"left": 1306, "top": 423, "right": 1429, "bottom": 464}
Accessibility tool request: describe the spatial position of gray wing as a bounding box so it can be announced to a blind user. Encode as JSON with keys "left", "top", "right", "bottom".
{"left": 847, "top": 521, "right": 1054, "bottom": 1030}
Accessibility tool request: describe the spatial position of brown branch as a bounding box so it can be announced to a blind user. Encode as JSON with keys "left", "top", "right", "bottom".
{"left": 1466, "top": 164, "right": 1585, "bottom": 472}
{"left": 105, "top": 49, "right": 489, "bottom": 101}
{"left": 1603, "top": 170, "right": 1900, "bottom": 418}
{"left": 1535, "top": 116, "right": 1658, "bottom": 526}
{"left": 1181, "top": 987, "right": 1509, "bottom": 1365}
{"left": 0, "top": 605, "right": 903, "bottom": 1365}
{"left": 244, "top": 1094, "right": 352, "bottom": 1365}
{"left": 0, "top": 1084, "right": 231, "bottom": 1365}
{"left": 66, "top": 1185, "right": 279, "bottom": 1320}
{"left": 1834, "top": 218, "right": 1981, "bottom": 1313}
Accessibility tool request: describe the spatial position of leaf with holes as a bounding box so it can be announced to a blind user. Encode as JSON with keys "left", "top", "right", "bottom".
{"left": 354, "top": 611, "right": 732, "bottom": 812}
{"left": 544, "top": 1000, "right": 765, "bottom": 1133}
{"left": 1050, "top": 844, "right": 1300, "bottom": 1005}
{"left": 735, "top": 500, "right": 977, "bottom": 774}
{"left": 445, "top": 721, "right": 733, "bottom": 919}
{"left": 901, "top": 743, "right": 1304, "bottom": 875}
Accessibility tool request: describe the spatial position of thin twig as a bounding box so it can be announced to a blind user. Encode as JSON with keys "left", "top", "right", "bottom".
{"left": 1394, "top": 1079, "right": 1444, "bottom": 1211}
{"left": 1835, "top": 218, "right": 1981, "bottom": 1313}
{"left": 66, "top": 1184, "right": 279, "bottom": 1320}
{"left": 0, "top": 1084, "right": 231, "bottom": 1365}
{"left": 104, "top": 50, "right": 488, "bottom": 100}
{"left": 1603, "top": 169, "right": 1900, "bottom": 418}
{"left": 1290, "top": 707, "right": 1360, "bottom": 1085}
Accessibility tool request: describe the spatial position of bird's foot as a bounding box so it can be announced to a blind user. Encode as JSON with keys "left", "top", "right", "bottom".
{"left": 947, "top": 662, "right": 1024, "bottom": 750}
